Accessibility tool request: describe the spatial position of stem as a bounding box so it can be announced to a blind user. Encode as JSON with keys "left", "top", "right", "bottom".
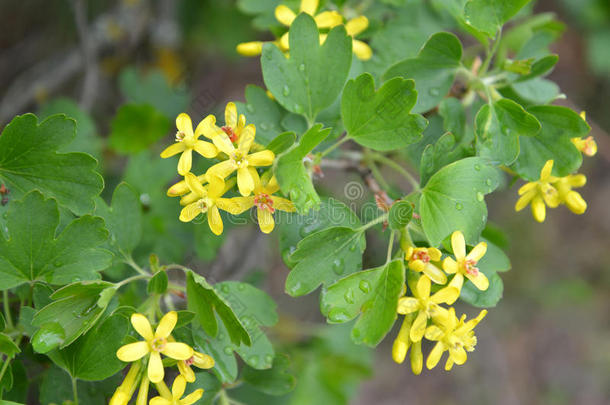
{"left": 357, "top": 213, "right": 389, "bottom": 232}
{"left": 386, "top": 231, "right": 396, "bottom": 262}
{"left": 219, "top": 390, "right": 230, "bottom": 405}
{"left": 370, "top": 153, "right": 420, "bottom": 191}
{"left": 3, "top": 290, "right": 13, "bottom": 329}
{"left": 480, "top": 28, "right": 502, "bottom": 75}
{"left": 124, "top": 255, "right": 150, "bottom": 276}
{"left": 115, "top": 274, "right": 150, "bottom": 289}
{"left": 71, "top": 376, "right": 79, "bottom": 405}
{"left": 163, "top": 264, "right": 191, "bottom": 273}
{"left": 367, "top": 159, "right": 392, "bottom": 191}
{"left": 319, "top": 135, "right": 350, "bottom": 158}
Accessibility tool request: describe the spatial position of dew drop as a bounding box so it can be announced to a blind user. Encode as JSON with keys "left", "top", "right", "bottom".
{"left": 264, "top": 354, "right": 273, "bottom": 365}
{"left": 328, "top": 308, "right": 350, "bottom": 322}
{"left": 260, "top": 123, "right": 269, "bottom": 130}
{"left": 474, "top": 164, "right": 481, "bottom": 171}
{"left": 486, "top": 179, "right": 493, "bottom": 186}
{"left": 359, "top": 280, "right": 371, "bottom": 293}
{"left": 476, "top": 192, "right": 484, "bottom": 202}
{"left": 2, "top": 213, "right": 7, "bottom": 219}
{"left": 344, "top": 289, "right": 355, "bottom": 304}
{"left": 71, "top": 277, "right": 81, "bottom": 282}
{"left": 53, "top": 261, "right": 62, "bottom": 267}
{"left": 220, "top": 285, "right": 230, "bottom": 293}
{"left": 429, "top": 88, "right": 440, "bottom": 96}
{"left": 351, "top": 328, "right": 361, "bottom": 338}
{"left": 294, "top": 104, "right": 303, "bottom": 113}
{"left": 283, "top": 85, "right": 290, "bottom": 96}
{"left": 218, "top": 333, "right": 225, "bottom": 340}
{"left": 298, "top": 63, "right": 305, "bottom": 72}
{"left": 349, "top": 244, "right": 357, "bottom": 252}
{"left": 502, "top": 126, "right": 511, "bottom": 136}
{"left": 237, "top": 283, "right": 246, "bottom": 291}
{"left": 224, "top": 346, "right": 233, "bottom": 355}
{"left": 332, "top": 258, "right": 344, "bottom": 275}
{"left": 246, "top": 104, "right": 255, "bottom": 113}
{"left": 455, "top": 203, "right": 463, "bottom": 211}
{"left": 248, "top": 355, "right": 259, "bottom": 366}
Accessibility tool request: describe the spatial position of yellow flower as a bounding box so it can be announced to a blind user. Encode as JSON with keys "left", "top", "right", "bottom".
{"left": 167, "top": 172, "right": 209, "bottom": 197}
{"left": 571, "top": 136, "right": 597, "bottom": 157}
{"left": 425, "top": 308, "right": 487, "bottom": 371}
{"left": 442, "top": 231, "right": 489, "bottom": 293}
{"left": 178, "top": 172, "right": 235, "bottom": 235}
{"left": 150, "top": 375, "right": 203, "bottom": 405}
{"left": 396, "top": 276, "right": 459, "bottom": 342}
{"left": 109, "top": 362, "right": 141, "bottom": 405}
{"left": 404, "top": 246, "right": 447, "bottom": 284}
{"left": 225, "top": 169, "right": 295, "bottom": 233}
{"left": 392, "top": 314, "right": 423, "bottom": 375}
{"left": 206, "top": 126, "right": 275, "bottom": 196}
{"left": 116, "top": 312, "right": 193, "bottom": 383}
{"left": 160, "top": 113, "right": 218, "bottom": 175}
{"left": 275, "top": 0, "right": 342, "bottom": 31}
{"left": 177, "top": 351, "right": 215, "bottom": 383}
{"left": 514, "top": 159, "right": 560, "bottom": 222}
{"left": 554, "top": 173, "right": 587, "bottom": 215}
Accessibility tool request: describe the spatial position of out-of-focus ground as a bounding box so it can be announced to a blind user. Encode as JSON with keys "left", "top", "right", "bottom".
{"left": 1, "top": 1, "right": 609, "bottom": 404}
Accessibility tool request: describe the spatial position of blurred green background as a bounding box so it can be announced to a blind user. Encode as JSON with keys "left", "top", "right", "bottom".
{"left": 0, "top": 0, "right": 608, "bottom": 404}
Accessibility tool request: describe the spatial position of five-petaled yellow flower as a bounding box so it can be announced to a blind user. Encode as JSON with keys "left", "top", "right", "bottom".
{"left": 396, "top": 275, "right": 458, "bottom": 342}
{"left": 200, "top": 102, "right": 249, "bottom": 145}
{"left": 116, "top": 311, "right": 193, "bottom": 383}
{"left": 160, "top": 113, "right": 218, "bottom": 175}
{"left": 443, "top": 231, "right": 489, "bottom": 293}
{"left": 404, "top": 246, "right": 447, "bottom": 284}
{"left": 177, "top": 351, "right": 215, "bottom": 383}
{"left": 514, "top": 159, "right": 561, "bottom": 223}
{"left": 553, "top": 173, "right": 587, "bottom": 215}
{"left": 226, "top": 169, "right": 295, "bottom": 233}
{"left": 178, "top": 172, "right": 235, "bottom": 235}
{"left": 206, "top": 125, "right": 275, "bottom": 196}
{"left": 150, "top": 375, "right": 203, "bottom": 405}
{"left": 392, "top": 313, "right": 423, "bottom": 375}
{"left": 424, "top": 308, "right": 487, "bottom": 371}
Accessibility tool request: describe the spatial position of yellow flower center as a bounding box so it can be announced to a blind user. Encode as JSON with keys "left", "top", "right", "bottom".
{"left": 412, "top": 250, "right": 430, "bottom": 263}
{"left": 582, "top": 136, "right": 596, "bottom": 156}
{"left": 461, "top": 259, "right": 479, "bottom": 276}
{"left": 232, "top": 151, "right": 248, "bottom": 168}
{"left": 197, "top": 199, "right": 208, "bottom": 213}
{"left": 151, "top": 337, "right": 167, "bottom": 352}
{"left": 254, "top": 193, "right": 274, "bottom": 213}
{"left": 184, "top": 356, "right": 195, "bottom": 366}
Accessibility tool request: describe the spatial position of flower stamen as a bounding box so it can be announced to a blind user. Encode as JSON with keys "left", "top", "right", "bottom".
{"left": 254, "top": 193, "right": 275, "bottom": 213}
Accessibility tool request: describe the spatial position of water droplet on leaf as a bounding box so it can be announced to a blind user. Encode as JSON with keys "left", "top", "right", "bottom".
{"left": 283, "top": 85, "right": 290, "bottom": 96}
{"left": 223, "top": 346, "right": 233, "bottom": 355}
{"left": 298, "top": 63, "right": 305, "bottom": 72}
{"left": 332, "top": 258, "right": 344, "bottom": 275}
{"left": 344, "top": 289, "right": 355, "bottom": 304}
{"left": 474, "top": 164, "right": 481, "bottom": 171}
{"left": 476, "top": 192, "right": 484, "bottom": 202}
{"left": 429, "top": 88, "right": 440, "bottom": 96}
{"left": 359, "top": 280, "right": 371, "bottom": 293}
{"left": 328, "top": 308, "right": 350, "bottom": 322}
{"left": 455, "top": 203, "right": 463, "bottom": 211}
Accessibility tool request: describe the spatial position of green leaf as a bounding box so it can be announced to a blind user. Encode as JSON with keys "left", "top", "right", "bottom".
{"left": 0, "top": 333, "right": 20, "bottom": 356}
{"left": 474, "top": 98, "right": 541, "bottom": 165}
{"left": 420, "top": 132, "right": 470, "bottom": 186}
{"left": 109, "top": 103, "right": 172, "bottom": 154}
{"left": 0, "top": 114, "right": 103, "bottom": 215}
{"left": 388, "top": 201, "right": 413, "bottom": 230}
{"left": 262, "top": 13, "right": 352, "bottom": 121}
{"left": 504, "top": 77, "right": 560, "bottom": 106}
{"left": 241, "top": 354, "right": 296, "bottom": 396}
{"left": 119, "top": 67, "right": 189, "bottom": 118}
{"left": 48, "top": 313, "right": 129, "bottom": 380}
{"left": 192, "top": 282, "right": 278, "bottom": 383}
{"left": 420, "top": 157, "right": 501, "bottom": 246}
{"left": 464, "top": 0, "right": 532, "bottom": 37}
{"left": 184, "top": 372, "right": 222, "bottom": 405}
{"left": 266, "top": 131, "right": 296, "bottom": 155}
{"left": 39, "top": 365, "right": 121, "bottom": 405}
{"left": 236, "top": 85, "right": 285, "bottom": 145}
{"left": 32, "top": 281, "right": 113, "bottom": 351}
{"left": 147, "top": 270, "right": 169, "bottom": 294}
{"left": 341, "top": 73, "right": 427, "bottom": 151}
{"left": 0, "top": 313, "right": 4, "bottom": 331}
{"left": 478, "top": 239, "right": 511, "bottom": 273}
{"left": 0, "top": 192, "right": 112, "bottom": 290}
{"left": 285, "top": 226, "right": 366, "bottom": 297}
{"left": 438, "top": 97, "right": 467, "bottom": 141}
{"left": 274, "top": 124, "right": 331, "bottom": 214}
{"left": 321, "top": 260, "right": 405, "bottom": 346}
{"left": 94, "top": 182, "right": 142, "bottom": 255}
{"left": 39, "top": 98, "right": 103, "bottom": 159}
{"left": 383, "top": 32, "right": 462, "bottom": 113}
{"left": 512, "top": 106, "right": 588, "bottom": 180}
{"left": 461, "top": 271, "right": 504, "bottom": 307}
{"left": 186, "top": 271, "right": 250, "bottom": 346}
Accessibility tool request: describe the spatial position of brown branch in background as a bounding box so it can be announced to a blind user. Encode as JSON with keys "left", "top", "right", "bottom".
{"left": 71, "top": 0, "right": 99, "bottom": 111}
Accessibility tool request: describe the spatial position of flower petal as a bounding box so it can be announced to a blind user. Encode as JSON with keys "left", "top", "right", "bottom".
{"left": 531, "top": 196, "right": 546, "bottom": 222}
{"left": 428, "top": 247, "right": 442, "bottom": 261}
{"left": 408, "top": 259, "right": 425, "bottom": 272}
{"left": 160, "top": 142, "right": 186, "bottom": 158}
{"left": 184, "top": 172, "right": 207, "bottom": 197}
{"left": 194, "top": 140, "right": 218, "bottom": 158}
{"left": 238, "top": 124, "right": 256, "bottom": 153}
{"left": 116, "top": 341, "right": 150, "bottom": 362}
{"left": 451, "top": 231, "right": 466, "bottom": 259}
{"left": 150, "top": 397, "right": 172, "bottom": 405}
{"left": 176, "top": 113, "right": 193, "bottom": 138}
{"left": 155, "top": 311, "right": 177, "bottom": 339}
{"left": 257, "top": 208, "right": 275, "bottom": 233}
{"left": 352, "top": 39, "right": 373, "bottom": 61}
{"left": 449, "top": 346, "right": 467, "bottom": 365}
{"left": 314, "top": 11, "right": 342, "bottom": 28}
{"left": 236, "top": 41, "right": 264, "bottom": 57}
{"left": 410, "top": 340, "right": 423, "bottom": 375}
{"left": 193, "top": 352, "right": 215, "bottom": 369}
{"left": 518, "top": 181, "right": 536, "bottom": 195}
{"left": 565, "top": 190, "right": 587, "bottom": 214}
{"left": 467, "top": 242, "right": 487, "bottom": 262}
{"left": 223, "top": 197, "right": 254, "bottom": 215}
{"left": 345, "top": 16, "right": 369, "bottom": 36}
{"left": 431, "top": 286, "right": 460, "bottom": 305}
{"left": 422, "top": 263, "right": 447, "bottom": 285}
{"left": 515, "top": 189, "right": 535, "bottom": 211}
{"left": 248, "top": 150, "right": 275, "bottom": 166}
{"left": 171, "top": 375, "right": 187, "bottom": 400}
{"left": 194, "top": 115, "right": 219, "bottom": 139}
{"left": 409, "top": 310, "right": 427, "bottom": 342}
{"left": 177, "top": 149, "right": 192, "bottom": 176}
{"left": 148, "top": 351, "right": 164, "bottom": 383}
{"left": 178, "top": 361, "right": 196, "bottom": 383}
{"left": 207, "top": 205, "right": 223, "bottom": 235}
{"left": 131, "top": 313, "right": 154, "bottom": 341}
{"left": 540, "top": 159, "right": 554, "bottom": 180}
{"left": 448, "top": 273, "right": 464, "bottom": 294}
{"left": 568, "top": 174, "right": 586, "bottom": 188}
{"left": 237, "top": 167, "right": 255, "bottom": 196}
{"left": 208, "top": 160, "right": 236, "bottom": 180}
{"left": 271, "top": 196, "right": 295, "bottom": 212}
{"left": 415, "top": 275, "right": 431, "bottom": 299}
{"left": 396, "top": 297, "right": 419, "bottom": 314}
{"left": 275, "top": 5, "right": 296, "bottom": 26}
{"left": 426, "top": 342, "right": 445, "bottom": 369}
{"left": 212, "top": 133, "right": 235, "bottom": 155}
{"left": 162, "top": 342, "right": 193, "bottom": 361}
{"left": 424, "top": 325, "right": 444, "bottom": 341}
{"left": 180, "top": 201, "right": 202, "bottom": 223}
{"left": 225, "top": 102, "right": 238, "bottom": 129}
{"left": 466, "top": 271, "right": 489, "bottom": 291}
{"left": 181, "top": 389, "right": 204, "bottom": 405}
{"left": 300, "top": 0, "right": 318, "bottom": 14}
{"left": 442, "top": 257, "right": 458, "bottom": 274}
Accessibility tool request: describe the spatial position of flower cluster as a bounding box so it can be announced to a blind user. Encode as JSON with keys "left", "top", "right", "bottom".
{"left": 161, "top": 103, "right": 295, "bottom": 234}
{"left": 110, "top": 311, "right": 214, "bottom": 405}
{"left": 392, "top": 230, "right": 488, "bottom": 373}
{"left": 237, "top": 0, "right": 372, "bottom": 61}
{"left": 515, "top": 159, "right": 588, "bottom": 223}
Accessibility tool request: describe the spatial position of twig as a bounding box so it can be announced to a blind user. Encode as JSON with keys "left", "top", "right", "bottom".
{"left": 71, "top": 0, "right": 99, "bottom": 111}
